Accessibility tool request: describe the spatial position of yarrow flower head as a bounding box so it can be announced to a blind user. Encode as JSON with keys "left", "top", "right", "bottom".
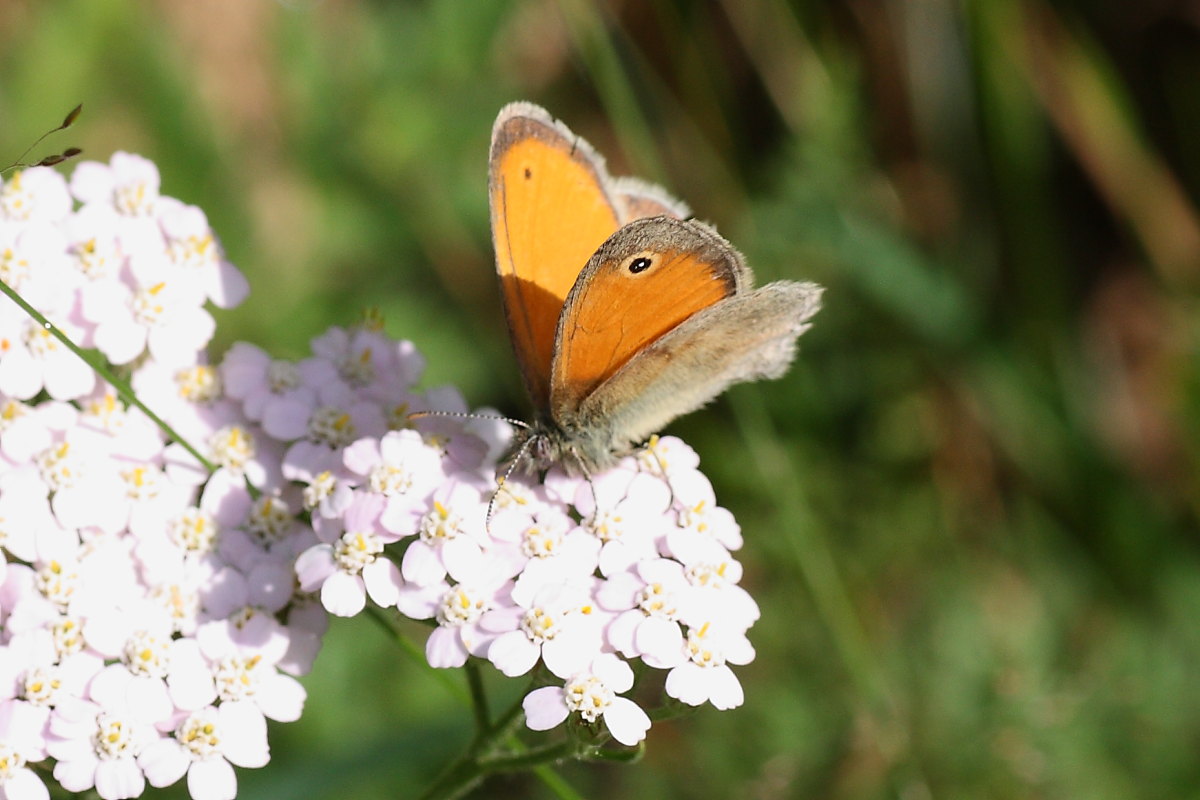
{"left": 0, "top": 148, "right": 773, "bottom": 797}
{"left": 0, "top": 153, "right": 313, "bottom": 800}
{"left": 302, "top": 416, "right": 759, "bottom": 746}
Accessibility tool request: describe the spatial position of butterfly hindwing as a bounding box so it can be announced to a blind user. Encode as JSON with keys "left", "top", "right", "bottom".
{"left": 569, "top": 280, "right": 823, "bottom": 460}
{"left": 549, "top": 217, "right": 749, "bottom": 419}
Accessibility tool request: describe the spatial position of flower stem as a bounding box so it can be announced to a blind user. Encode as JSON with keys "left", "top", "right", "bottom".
{"left": 465, "top": 658, "right": 491, "bottom": 733}
{"left": 645, "top": 698, "right": 699, "bottom": 722}
{"left": 527, "top": 765, "right": 586, "bottom": 800}
{"left": 583, "top": 741, "right": 644, "bottom": 763}
{"left": 418, "top": 678, "right": 576, "bottom": 800}
{"left": 417, "top": 753, "right": 488, "bottom": 800}
{"left": 486, "top": 685, "right": 529, "bottom": 746}
{"left": 366, "top": 615, "right": 578, "bottom": 798}
{"left": 0, "top": 279, "right": 217, "bottom": 473}
{"left": 364, "top": 606, "right": 466, "bottom": 703}
{"left": 480, "top": 741, "right": 577, "bottom": 772}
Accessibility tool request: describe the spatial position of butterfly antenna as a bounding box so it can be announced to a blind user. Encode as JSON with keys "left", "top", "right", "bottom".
{"left": 2, "top": 104, "right": 84, "bottom": 174}
{"left": 407, "top": 409, "right": 532, "bottom": 430}
{"left": 486, "top": 434, "right": 539, "bottom": 533}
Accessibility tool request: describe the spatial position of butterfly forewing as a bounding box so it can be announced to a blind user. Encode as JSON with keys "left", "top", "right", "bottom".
{"left": 611, "top": 176, "right": 691, "bottom": 221}
{"left": 489, "top": 103, "right": 623, "bottom": 407}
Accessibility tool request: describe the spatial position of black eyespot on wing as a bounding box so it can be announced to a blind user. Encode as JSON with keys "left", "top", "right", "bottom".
{"left": 629, "top": 256, "right": 652, "bottom": 274}
{"left": 524, "top": 167, "right": 532, "bottom": 179}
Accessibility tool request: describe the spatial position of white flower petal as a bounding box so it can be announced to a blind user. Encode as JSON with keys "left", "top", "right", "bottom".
{"left": 442, "top": 536, "right": 485, "bottom": 584}
{"left": 93, "top": 317, "right": 147, "bottom": 365}
{"left": 604, "top": 611, "right": 640, "bottom": 658}
{"left": 522, "top": 686, "right": 569, "bottom": 732}
{"left": 634, "top": 617, "right": 683, "bottom": 664}
{"left": 320, "top": 572, "right": 367, "bottom": 617}
{"left": 139, "top": 739, "right": 190, "bottom": 788}
{"left": 341, "top": 437, "right": 381, "bottom": 475}
{"left": 0, "top": 348, "right": 42, "bottom": 400}
{"left": 541, "top": 633, "right": 593, "bottom": 680}
{"left": 294, "top": 545, "right": 336, "bottom": 592}
{"left": 217, "top": 701, "right": 270, "bottom": 768}
{"left": 396, "top": 582, "right": 445, "bottom": 620}
{"left": 591, "top": 653, "right": 635, "bottom": 693}
{"left": 603, "top": 696, "right": 651, "bottom": 746}
{"left": 401, "top": 541, "right": 446, "bottom": 587}
{"left": 425, "top": 626, "right": 468, "bottom": 669}
{"left": 43, "top": 351, "right": 96, "bottom": 400}
{"left": 5, "top": 767, "right": 49, "bottom": 800}
{"left": 254, "top": 672, "right": 306, "bottom": 723}
{"left": 94, "top": 757, "right": 146, "bottom": 800}
{"left": 487, "top": 631, "right": 540, "bottom": 678}
{"left": 705, "top": 664, "right": 744, "bottom": 710}
{"left": 362, "top": 558, "right": 403, "bottom": 608}
{"left": 127, "top": 674, "right": 173, "bottom": 724}
{"left": 665, "top": 662, "right": 708, "bottom": 706}
{"left": 187, "top": 757, "right": 238, "bottom": 800}
{"left": 53, "top": 755, "right": 98, "bottom": 793}
{"left": 209, "top": 260, "right": 249, "bottom": 309}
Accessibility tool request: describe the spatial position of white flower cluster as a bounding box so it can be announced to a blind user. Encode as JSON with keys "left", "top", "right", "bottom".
{"left": 0, "top": 155, "right": 247, "bottom": 400}
{"left": 0, "top": 156, "right": 292, "bottom": 800}
{"left": 296, "top": 426, "right": 758, "bottom": 746}
{"left": 0, "top": 153, "right": 760, "bottom": 800}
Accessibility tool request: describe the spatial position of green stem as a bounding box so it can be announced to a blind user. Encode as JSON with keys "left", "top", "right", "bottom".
{"left": 418, "top": 679, "right": 544, "bottom": 800}
{"left": 0, "top": 280, "right": 217, "bottom": 473}
{"left": 364, "top": 606, "right": 467, "bottom": 703}
{"left": 728, "top": 388, "right": 891, "bottom": 712}
{"left": 464, "top": 658, "right": 491, "bottom": 733}
{"left": 645, "top": 700, "right": 698, "bottom": 722}
{"left": 486, "top": 687, "right": 530, "bottom": 747}
{"left": 527, "top": 765, "right": 585, "bottom": 800}
{"left": 416, "top": 753, "right": 487, "bottom": 800}
{"left": 584, "top": 742, "right": 643, "bottom": 763}
{"left": 481, "top": 741, "right": 577, "bottom": 773}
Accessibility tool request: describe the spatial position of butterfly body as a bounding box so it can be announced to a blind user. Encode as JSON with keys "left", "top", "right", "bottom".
{"left": 489, "top": 103, "right": 822, "bottom": 475}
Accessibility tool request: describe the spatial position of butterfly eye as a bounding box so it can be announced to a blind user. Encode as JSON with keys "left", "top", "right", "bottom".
{"left": 628, "top": 256, "right": 653, "bottom": 274}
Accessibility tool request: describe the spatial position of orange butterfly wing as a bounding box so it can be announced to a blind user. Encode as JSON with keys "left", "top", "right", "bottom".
{"left": 549, "top": 217, "right": 745, "bottom": 417}
{"left": 489, "top": 103, "right": 623, "bottom": 406}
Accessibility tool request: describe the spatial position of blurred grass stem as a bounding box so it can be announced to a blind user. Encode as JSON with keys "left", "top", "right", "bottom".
{"left": 729, "top": 388, "right": 891, "bottom": 711}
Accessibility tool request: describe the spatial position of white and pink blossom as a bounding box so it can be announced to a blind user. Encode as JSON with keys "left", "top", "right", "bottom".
{"left": 0, "top": 151, "right": 767, "bottom": 799}
{"left": 522, "top": 653, "right": 651, "bottom": 746}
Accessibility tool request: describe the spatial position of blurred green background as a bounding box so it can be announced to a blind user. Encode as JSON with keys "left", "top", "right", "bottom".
{"left": 5, "top": 1, "right": 1200, "bottom": 798}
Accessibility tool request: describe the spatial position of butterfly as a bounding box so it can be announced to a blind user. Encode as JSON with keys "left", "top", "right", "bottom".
{"left": 489, "top": 102, "right": 822, "bottom": 476}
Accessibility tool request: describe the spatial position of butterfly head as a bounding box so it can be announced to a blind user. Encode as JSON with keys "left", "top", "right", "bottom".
{"left": 504, "top": 417, "right": 616, "bottom": 479}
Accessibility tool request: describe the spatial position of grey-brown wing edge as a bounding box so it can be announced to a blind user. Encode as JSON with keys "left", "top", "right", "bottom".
{"left": 565, "top": 280, "right": 823, "bottom": 459}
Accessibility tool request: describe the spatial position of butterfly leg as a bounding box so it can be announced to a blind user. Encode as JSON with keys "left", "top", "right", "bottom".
{"left": 641, "top": 437, "right": 678, "bottom": 514}
{"left": 568, "top": 445, "right": 603, "bottom": 519}
{"left": 487, "top": 434, "right": 541, "bottom": 533}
